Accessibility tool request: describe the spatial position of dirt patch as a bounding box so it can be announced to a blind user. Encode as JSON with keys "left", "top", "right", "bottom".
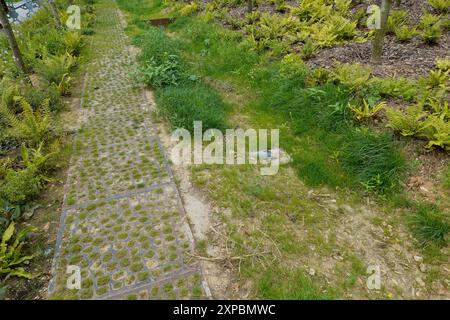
{"left": 308, "top": 34, "right": 450, "bottom": 79}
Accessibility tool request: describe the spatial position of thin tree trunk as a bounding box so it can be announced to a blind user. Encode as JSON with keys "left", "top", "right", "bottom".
{"left": 372, "top": 0, "right": 392, "bottom": 64}
{"left": 0, "top": 0, "right": 29, "bottom": 77}
{"left": 247, "top": 0, "right": 253, "bottom": 13}
{"left": 48, "top": 0, "right": 62, "bottom": 28}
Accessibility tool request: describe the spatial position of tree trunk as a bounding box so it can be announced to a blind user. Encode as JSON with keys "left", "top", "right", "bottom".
{"left": 48, "top": 0, "right": 62, "bottom": 28}
{"left": 372, "top": 0, "right": 392, "bottom": 64}
{"left": 0, "top": 0, "right": 29, "bottom": 77}
{"left": 247, "top": 0, "right": 253, "bottom": 13}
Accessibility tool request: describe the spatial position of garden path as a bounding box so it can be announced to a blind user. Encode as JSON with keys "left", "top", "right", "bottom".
{"left": 48, "top": 1, "right": 210, "bottom": 300}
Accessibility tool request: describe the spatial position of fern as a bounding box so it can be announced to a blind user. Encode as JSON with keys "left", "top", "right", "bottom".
{"left": 386, "top": 104, "right": 429, "bottom": 137}
{"left": 0, "top": 222, "right": 37, "bottom": 280}
{"left": 421, "top": 115, "right": 450, "bottom": 150}
{"left": 64, "top": 31, "right": 84, "bottom": 56}
{"left": 0, "top": 97, "right": 53, "bottom": 147}
{"left": 349, "top": 100, "right": 386, "bottom": 121}
{"left": 428, "top": 0, "right": 450, "bottom": 13}
{"left": 332, "top": 63, "right": 372, "bottom": 91}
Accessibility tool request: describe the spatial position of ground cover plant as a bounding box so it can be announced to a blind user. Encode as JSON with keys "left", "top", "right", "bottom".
{"left": 117, "top": 0, "right": 449, "bottom": 300}
{"left": 1, "top": 0, "right": 447, "bottom": 301}
{"left": 0, "top": 0, "right": 95, "bottom": 298}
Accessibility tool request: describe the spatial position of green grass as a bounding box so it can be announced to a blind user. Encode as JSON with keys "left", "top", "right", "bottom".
{"left": 341, "top": 129, "right": 408, "bottom": 193}
{"left": 156, "top": 83, "right": 228, "bottom": 132}
{"left": 257, "top": 267, "right": 335, "bottom": 300}
{"left": 117, "top": 0, "right": 448, "bottom": 299}
{"left": 443, "top": 164, "right": 450, "bottom": 189}
{"left": 409, "top": 204, "right": 449, "bottom": 248}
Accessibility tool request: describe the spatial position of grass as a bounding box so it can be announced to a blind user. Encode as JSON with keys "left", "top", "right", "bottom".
{"left": 155, "top": 83, "right": 228, "bottom": 132}
{"left": 117, "top": 0, "right": 449, "bottom": 299}
{"left": 409, "top": 204, "right": 449, "bottom": 248}
{"left": 341, "top": 129, "right": 408, "bottom": 193}
{"left": 257, "top": 267, "right": 335, "bottom": 300}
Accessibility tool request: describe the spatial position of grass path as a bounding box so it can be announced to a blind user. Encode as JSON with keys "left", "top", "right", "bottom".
{"left": 47, "top": 0, "right": 210, "bottom": 300}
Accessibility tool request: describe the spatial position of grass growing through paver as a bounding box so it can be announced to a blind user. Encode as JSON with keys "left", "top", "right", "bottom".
{"left": 117, "top": 0, "right": 449, "bottom": 299}
{"left": 49, "top": 0, "right": 208, "bottom": 300}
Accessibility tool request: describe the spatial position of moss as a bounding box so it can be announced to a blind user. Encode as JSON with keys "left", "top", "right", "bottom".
{"left": 81, "top": 289, "right": 94, "bottom": 299}
{"left": 130, "top": 263, "right": 144, "bottom": 273}
{"left": 138, "top": 272, "right": 150, "bottom": 282}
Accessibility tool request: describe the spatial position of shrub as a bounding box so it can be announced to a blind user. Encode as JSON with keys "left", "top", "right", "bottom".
{"left": 301, "top": 39, "right": 317, "bottom": 60}
{"left": 155, "top": 83, "right": 228, "bottom": 133}
{"left": 1, "top": 168, "right": 44, "bottom": 205}
{"left": 178, "top": 1, "right": 199, "bottom": 17}
{"left": 420, "top": 115, "right": 450, "bottom": 150}
{"left": 419, "top": 13, "right": 441, "bottom": 29}
{"left": 279, "top": 54, "right": 308, "bottom": 80}
{"left": 341, "top": 129, "right": 407, "bottom": 193}
{"left": 409, "top": 204, "right": 449, "bottom": 248}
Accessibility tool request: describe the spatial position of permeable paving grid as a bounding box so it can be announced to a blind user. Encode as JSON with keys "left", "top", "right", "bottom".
{"left": 48, "top": 1, "right": 210, "bottom": 300}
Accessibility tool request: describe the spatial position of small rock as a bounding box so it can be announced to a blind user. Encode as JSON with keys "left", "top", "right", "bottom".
{"left": 415, "top": 277, "right": 426, "bottom": 287}
{"left": 414, "top": 255, "right": 423, "bottom": 262}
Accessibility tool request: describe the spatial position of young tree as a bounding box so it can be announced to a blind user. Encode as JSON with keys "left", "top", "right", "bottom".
{"left": 0, "top": 0, "right": 28, "bottom": 76}
{"left": 372, "top": 0, "right": 393, "bottom": 64}
{"left": 48, "top": 0, "right": 62, "bottom": 28}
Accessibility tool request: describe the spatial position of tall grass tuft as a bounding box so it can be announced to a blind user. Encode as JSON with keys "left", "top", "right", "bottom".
{"left": 341, "top": 129, "right": 407, "bottom": 193}
{"left": 409, "top": 204, "right": 449, "bottom": 248}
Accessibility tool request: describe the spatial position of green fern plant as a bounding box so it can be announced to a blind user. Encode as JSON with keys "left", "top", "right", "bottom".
{"left": 349, "top": 99, "right": 386, "bottom": 121}
{"left": 0, "top": 222, "right": 37, "bottom": 280}
{"left": 422, "top": 24, "right": 443, "bottom": 44}
{"left": 386, "top": 104, "right": 429, "bottom": 137}
{"left": 0, "top": 97, "right": 53, "bottom": 147}
{"left": 428, "top": 0, "right": 450, "bottom": 13}
{"left": 394, "top": 25, "right": 417, "bottom": 42}
{"left": 63, "top": 31, "right": 84, "bottom": 56}
{"left": 420, "top": 115, "right": 450, "bottom": 150}
{"left": 387, "top": 10, "right": 409, "bottom": 34}
{"left": 332, "top": 63, "right": 372, "bottom": 91}
{"left": 20, "top": 143, "right": 56, "bottom": 172}
{"left": 35, "top": 52, "right": 77, "bottom": 85}
{"left": 423, "top": 69, "right": 449, "bottom": 89}
{"left": 57, "top": 73, "right": 72, "bottom": 96}
{"left": 426, "top": 97, "right": 450, "bottom": 120}
{"left": 419, "top": 13, "right": 442, "bottom": 29}
{"left": 435, "top": 57, "right": 450, "bottom": 71}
